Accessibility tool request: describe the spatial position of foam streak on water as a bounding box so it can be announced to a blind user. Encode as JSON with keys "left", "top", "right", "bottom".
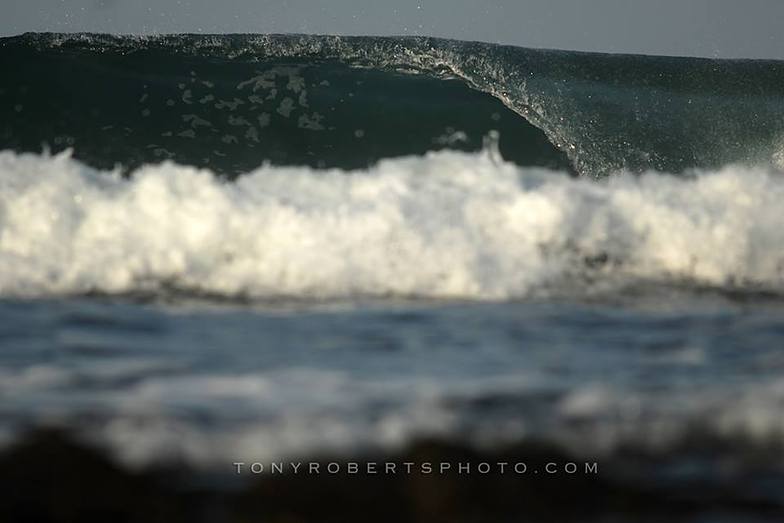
{"left": 1, "top": 149, "right": 782, "bottom": 299}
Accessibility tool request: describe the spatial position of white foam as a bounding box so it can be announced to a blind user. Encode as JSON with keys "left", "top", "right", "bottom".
{"left": 94, "top": 369, "right": 463, "bottom": 468}
{"left": 1, "top": 149, "right": 783, "bottom": 299}
{"left": 24, "top": 368, "right": 784, "bottom": 469}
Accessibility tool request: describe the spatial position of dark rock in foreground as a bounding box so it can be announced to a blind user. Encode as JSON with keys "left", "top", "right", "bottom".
{"left": 1, "top": 429, "right": 782, "bottom": 523}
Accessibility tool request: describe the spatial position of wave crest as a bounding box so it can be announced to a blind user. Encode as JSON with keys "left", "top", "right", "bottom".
{"left": 3, "top": 34, "right": 784, "bottom": 177}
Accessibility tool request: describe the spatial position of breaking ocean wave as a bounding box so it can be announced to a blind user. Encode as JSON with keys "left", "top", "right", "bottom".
{"left": 3, "top": 34, "right": 784, "bottom": 522}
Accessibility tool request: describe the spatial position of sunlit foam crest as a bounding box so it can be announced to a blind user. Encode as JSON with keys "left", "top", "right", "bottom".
{"left": 0, "top": 148, "right": 782, "bottom": 299}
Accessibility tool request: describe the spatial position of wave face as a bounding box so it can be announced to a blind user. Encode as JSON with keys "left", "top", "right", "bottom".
{"left": 2, "top": 33, "right": 784, "bottom": 176}
{"left": 1, "top": 149, "right": 783, "bottom": 300}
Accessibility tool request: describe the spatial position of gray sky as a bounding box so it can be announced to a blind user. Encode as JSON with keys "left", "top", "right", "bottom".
{"left": 2, "top": 0, "right": 783, "bottom": 59}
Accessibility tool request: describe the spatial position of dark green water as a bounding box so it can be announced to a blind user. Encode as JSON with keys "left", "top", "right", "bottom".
{"left": 2, "top": 33, "right": 784, "bottom": 176}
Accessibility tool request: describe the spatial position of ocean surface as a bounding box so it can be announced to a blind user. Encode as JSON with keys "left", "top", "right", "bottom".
{"left": 2, "top": 33, "right": 784, "bottom": 520}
